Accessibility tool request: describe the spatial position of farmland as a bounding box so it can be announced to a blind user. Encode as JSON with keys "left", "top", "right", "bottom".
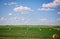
{"left": 0, "top": 25, "right": 60, "bottom": 39}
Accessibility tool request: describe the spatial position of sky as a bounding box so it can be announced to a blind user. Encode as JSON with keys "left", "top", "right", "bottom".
{"left": 0, "top": 0, "right": 60, "bottom": 25}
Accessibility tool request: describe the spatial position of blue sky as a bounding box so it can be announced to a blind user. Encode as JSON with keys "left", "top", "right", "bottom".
{"left": 0, "top": 0, "right": 60, "bottom": 25}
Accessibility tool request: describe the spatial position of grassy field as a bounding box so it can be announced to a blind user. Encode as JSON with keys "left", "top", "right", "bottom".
{"left": 0, "top": 25, "right": 60, "bottom": 39}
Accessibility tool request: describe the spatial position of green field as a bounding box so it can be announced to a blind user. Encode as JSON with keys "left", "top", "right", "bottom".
{"left": 0, "top": 25, "right": 60, "bottom": 39}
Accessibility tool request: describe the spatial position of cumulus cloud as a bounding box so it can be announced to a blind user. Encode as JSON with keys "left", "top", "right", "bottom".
{"left": 42, "top": 0, "right": 60, "bottom": 8}
{"left": 0, "top": 17, "right": 7, "bottom": 25}
{"left": 38, "top": 0, "right": 60, "bottom": 11}
{"left": 0, "top": 17, "right": 60, "bottom": 25}
{"left": 13, "top": 6, "right": 33, "bottom": 13}
{"left": 21, "top": 18, "right": 25, "bottom": 21}
{"left": 8, "top": 13, "right": 12, "bottom": 16}
{"left": 39, "top": 18, "right": 48, "bottom": 21}
{"left": 9, "top": 17, "right": 21, "bottom": 22}
{"left": 37, "top": 18, "right": 60, "bottom": 25}
{"left": 57, "top": 12, "right": 60, "bottom": 14}
{"left": 0, "top": 17, "right": 7, "bottom": 21}
{"left": 4, "top": 2, "right": 17, "bottom": 5}
{"left": 38, "top": 8, "right": 54, "bottom": 11}
{"left": 56, "top": 18, "right": 60, "bottom": 20}
{"left": 7, "top": 17, "right": 30, "bottom": 24}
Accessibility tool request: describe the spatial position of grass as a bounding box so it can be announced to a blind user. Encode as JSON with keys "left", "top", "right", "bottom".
{"left": 0, "top": 25, "right": 60, "bottom": 39}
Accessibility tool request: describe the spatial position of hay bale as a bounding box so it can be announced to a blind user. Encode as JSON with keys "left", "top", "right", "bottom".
{"left": 52, "top": 34, "right": 59, "bottom": 39}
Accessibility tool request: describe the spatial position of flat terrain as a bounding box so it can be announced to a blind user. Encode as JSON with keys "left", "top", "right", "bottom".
{"left": 0, "top": 25, "right": 60, "bottom": 39}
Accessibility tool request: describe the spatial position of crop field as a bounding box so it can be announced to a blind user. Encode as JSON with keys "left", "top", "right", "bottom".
{"left": 0, "top": 25, "right": 60, "bottom": 39}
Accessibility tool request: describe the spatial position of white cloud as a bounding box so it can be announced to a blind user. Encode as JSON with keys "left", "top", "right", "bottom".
{"left": 37, "top": 19, "right": 60, "bottom": 25}
{"left": 38, "top": 0, "right": 60, "bottom": 11}
{"left": 4, "top": 2, "right": 17, "bottom": 6}
{"left": 42, "top": 0, "right": 60, "bottom": 8}
{"left": 8, "top": 13, "right": 12, "bottom": 16}
{"left": 57, "top": 12, "right": 60, "bottom": 14}
{"left": 39, "top": 18, "right": 48, "bottom": 22}
{"left": 0, "top": 17, "right": 7, "bottom": 21}
{"left": 56, "top": 18, "right": 60, "bottom": 20}
{"left": 0, "top": 17, "right": 60, "bottom": 25}
{"left": 21, "top": 18, "right": 25, "bottom": 21}
{"left": 13, "top": 6, "right": 33, "bottom": 13}
{"left": 0, "top": 17, "right": 7, "bottom": 25}
{"left": 38, "top": 8, "right": 54, "bottom": 11}
{"left": 7, "top": 17, "right": 31, "bottom": 25}
{"left": 8, "top": 17, "right": 29, "bottom": 22}
{"left": 9, "top": 17, "right": 20, "bottom": 22}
